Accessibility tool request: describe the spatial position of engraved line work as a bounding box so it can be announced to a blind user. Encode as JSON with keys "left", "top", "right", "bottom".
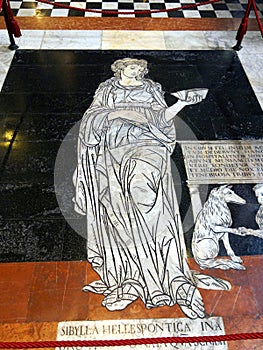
{"left": 72, "top": 58, "right": 231, "bottom": 319}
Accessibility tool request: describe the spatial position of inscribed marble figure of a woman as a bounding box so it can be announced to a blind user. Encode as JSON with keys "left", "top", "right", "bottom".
{"left": 73, "top": 58, "right": 230, "bottom": 319}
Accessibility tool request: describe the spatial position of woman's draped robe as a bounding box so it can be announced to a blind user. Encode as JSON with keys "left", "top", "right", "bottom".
{"left": 73, "top": 77, "right": 230, "bottom": 311}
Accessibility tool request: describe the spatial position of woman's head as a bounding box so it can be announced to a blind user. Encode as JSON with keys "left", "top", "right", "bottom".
{"left": 111, "top": 58, "right": 148, "bottom": 79}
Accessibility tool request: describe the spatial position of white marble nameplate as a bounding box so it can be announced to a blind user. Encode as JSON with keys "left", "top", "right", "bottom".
{"left": 57, "top": 317, "right": 228, "bottom": 350}
{"left": 181, "top": 140, "right": 263, "bottom": 184}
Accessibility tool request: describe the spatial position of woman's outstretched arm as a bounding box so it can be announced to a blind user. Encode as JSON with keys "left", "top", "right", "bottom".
{"left": 164, "top": 94, "right": 203, "bottom": 122}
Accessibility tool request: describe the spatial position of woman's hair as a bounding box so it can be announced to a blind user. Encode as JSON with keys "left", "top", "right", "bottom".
{"left": 111, "top": 58, "right": 148, "bottom": 78}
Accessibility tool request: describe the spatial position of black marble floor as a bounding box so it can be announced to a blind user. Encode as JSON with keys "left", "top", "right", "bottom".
{"left": 0, "top": 49, "right": 263, "bottom": 262}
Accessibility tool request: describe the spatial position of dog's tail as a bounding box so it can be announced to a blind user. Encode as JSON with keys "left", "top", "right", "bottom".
{"left": 195, "top": 257, "right": 245, "bottom": 270}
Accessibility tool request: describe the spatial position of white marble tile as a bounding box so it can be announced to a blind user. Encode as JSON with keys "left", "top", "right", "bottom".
{"left": 182, "top": 10, "right": 201, "bottom": 18}
{"left": 197, "top": 3, "right": 214, "bottom": 10}
{"left": 151, "top": 11, "right": 168, "bottom": 17}
{"left": 134, "top": 2, "right": 150, "bottom": 9}
{"left": 235, "top": 31, "right": 263, "bottom": 54}
{"left": 41, "top": 30, "right": 102, "bottom": 49}
{"left": 118, "top": 11, "right": 136, "bottom": 18}
{"left": 0, "top": 47, "right": 15, "bottom": 92}
{"left": 164, "top": 31, "right": 207, "bottom": 50}
{"left": 204, "top": 31, "right": 237, "bottom": 50}
{"left": 9, "top": 1, "right": 22, "bottom": 8}
{"left": 18, "top": 30, "right": 45, "bottom": 49}
{"left": 178, "top": 0, "right": 195, "bottom": 3}
{"left": 70, "top": 2, "right": 86, "bottom": 8}
{"left": 101, "top": 31, "right": 166, "bottom": 50}
{"left": 50, "top": 8, "right": 69, "bottom": 16}
{"left": 238, "top": 54, "right": 263, "bottom": 93}
{"left": 102, "top": 2, "right": 118, "bottom": 9}
{"left": 16, "top": 8, "right": 36, "bottom": 16}
{"left": 256, "top": 92, "right": 263, "bottom": 110}
{"left": 36, "top": 2, "right": 53, "bottom": 9}
{"left": 215, "top": 10, "right": 233, "bottom": 18}
{"left": 84, "top": 11, "right": 102, "bottom": 17}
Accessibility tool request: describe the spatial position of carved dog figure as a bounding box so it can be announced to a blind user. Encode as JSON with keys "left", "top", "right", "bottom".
{"left": 192, "top": 185, "right": 246, "bottom": 270}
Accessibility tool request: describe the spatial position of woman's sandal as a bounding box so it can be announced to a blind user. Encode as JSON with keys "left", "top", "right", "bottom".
{"left": 171, "top": 278, "right": 205, "bottom": 319}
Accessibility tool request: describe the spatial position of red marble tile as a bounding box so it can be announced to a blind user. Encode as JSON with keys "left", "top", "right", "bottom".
{"left": 0, "top": 17, "right": 260, "bottom": 31}
{"left": 65, "top": 261, "right": 87, "bottom": 290}
{"left": 0, "top": 262, "right": 34, "bottom": 287}
{"left": 60, "top": 287, "right": 92, "bottom": 320}
{"left": 224, "top": 316, "right": 263, "bottom": 350}
{"left": 0, "top": 263, "right": 35, "bottom": 323}
{"left": 0, "top": 322, "right": 57, "bottom": 342}
{"left": 27, "top": 287, "right": 65, "bottom": 322}
{"left": 26, "top": 262, "right": 73, "bottom": 322}
{"left": 246, "top": 256, "right": 263, "bottom": 315}
{"left": 203, "top": 285, "right": 258, "bottom": 317}
{"left": 0, "top": 290, "right": 29, "bottom": 322}
{"left": 30, "top": 261, "right": 70, "bottom": 291}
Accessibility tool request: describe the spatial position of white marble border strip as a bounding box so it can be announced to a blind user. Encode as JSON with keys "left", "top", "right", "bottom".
{"left": 56, "top": 317, "right": 228, "bottom": 350}
{"left": 0, "top": 29, "right": 262, "bottom": 109}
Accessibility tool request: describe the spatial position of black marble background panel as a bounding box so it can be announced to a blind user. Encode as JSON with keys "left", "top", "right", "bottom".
{"left": 0, "top": 49, "right": 262, "bottom": 262}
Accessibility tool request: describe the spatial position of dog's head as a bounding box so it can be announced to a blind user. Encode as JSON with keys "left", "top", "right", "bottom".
{"left": 211, "top": 185, "right": 246, "bottom": 205}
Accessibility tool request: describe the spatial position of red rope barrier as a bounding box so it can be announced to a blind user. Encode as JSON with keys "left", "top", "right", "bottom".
{"left": 36, "top": 0, "right": 223, "bottom": 15}
{"left": 1, "top": 332, "right": 263, "bottom": 348}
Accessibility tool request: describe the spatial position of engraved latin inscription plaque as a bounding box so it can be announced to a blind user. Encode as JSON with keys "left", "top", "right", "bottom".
{"left": 181, "top": 141, "right": 263, "bottom": 185}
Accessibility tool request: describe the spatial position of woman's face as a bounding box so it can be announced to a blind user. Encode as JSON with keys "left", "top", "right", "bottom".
{"left": 121, "top": 64, "right": 142, "bottom": 79}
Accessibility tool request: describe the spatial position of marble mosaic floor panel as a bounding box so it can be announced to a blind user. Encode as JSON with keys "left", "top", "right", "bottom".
{"left": 0, "top": 46, "right": 262, "bottom": 262}
{"left": 0, "top": 29, "right": 263, "bottom": 350}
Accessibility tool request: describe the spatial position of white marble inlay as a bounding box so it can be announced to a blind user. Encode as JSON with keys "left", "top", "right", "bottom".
{"left": 16, "top": 8, "right": 36, "bottom": 16}
{"left": 151, "top": 11, "right": 169, "bottom": 17}
{"left": 70, "top": 1, "right": 86, "bottom": 8}
{"left": 214, "top": 10, "right": 233, "bottom": 18}
{"left": 236, "top": 31, "right": 263, "bottom": 54}
{"left": 0, "top": 31, "right": 16, "bottom": 92}
{"left": 134, "top": 2, "right": 150, "bottom": 9}
{"left": 9, "top": 1, "right": 22, "bottom": 8}
{"left": 238, "top": 54, "right": 263, "bottom": 94}
{"left": 102, "top": 2, "right": 118, "bottom": 9}
{"left": 84, "top": 11, "right": 102, "bottom": 17}
{"left": 165, "top": 2, "right": 182, "bottom": 9}
{"left": 36, "top": 2, "right": 54, "bottom": 9}
{"left": 164, "top": 31, "right": 207, "bottom": 49}
{"left": 57, "top": 317, "right": 228, "bottom": 350}
{"left": 50, "top": 9, "right": 69, "bottom": 16}
{"left": 18, "top": 30, "right": 45, "bottom": 50}
{"left": 178, "top": 0, "right": 195, "bottom": 3}
{"left": 118, "top": 11, "right": 136, "bottom": 18}
{"left": 203, "top": 31, "right": 237, "bottom": 50}
{"left": 41, "top": 30, "right": 102, "bottom": 49}
{"left": 101, "top": 30, "right": 166, "bottom": 50}
{"left": 197, "top": 3, "right": 214, "bottom": 10}
{"left": 182, "top": 10, "right": 201, "bottom": 18}
{"left": 257, "top": 92, "right": 263, "bottom": 110}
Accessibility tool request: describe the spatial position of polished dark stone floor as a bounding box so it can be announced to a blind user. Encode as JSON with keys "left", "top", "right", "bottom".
{"left": 0, "top": 49, "right": 263, "bottom": 262}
